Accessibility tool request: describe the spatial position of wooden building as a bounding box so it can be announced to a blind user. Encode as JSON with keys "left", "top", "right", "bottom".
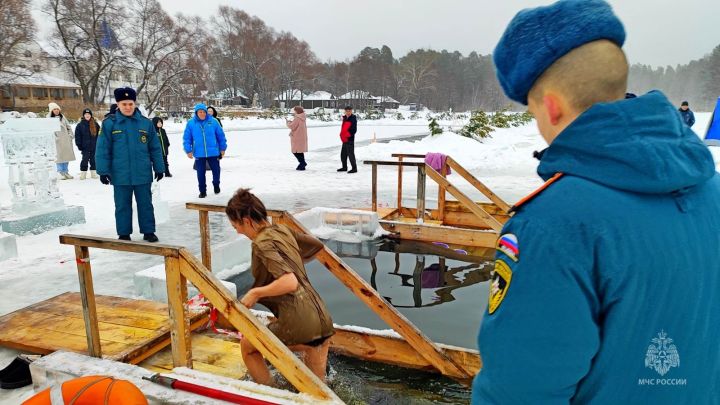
{"left": 0, "top": 73, "right": 82, "bottom": 113}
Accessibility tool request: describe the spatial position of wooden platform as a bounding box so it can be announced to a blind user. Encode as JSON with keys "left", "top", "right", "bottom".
{"left": 140, "top": 333, "right": 248, "bottom": 380}
{"left": 0, "top": 292, "right": 208, "bottom": 364}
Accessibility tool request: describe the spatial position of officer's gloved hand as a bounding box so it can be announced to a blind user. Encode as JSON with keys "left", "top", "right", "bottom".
{"left": 100, "top": 175, "right": 111, "bottom": 185}
{"left": 155, "top": 173, "right": 164, "bottom": 182}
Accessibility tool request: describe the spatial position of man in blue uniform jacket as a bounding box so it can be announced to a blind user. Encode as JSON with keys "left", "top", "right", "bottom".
{"left": 472, "top": 0, "right": 720, "bottom": 403}
{"left": 96, "top": 87, "right": 166, "bottom": 242}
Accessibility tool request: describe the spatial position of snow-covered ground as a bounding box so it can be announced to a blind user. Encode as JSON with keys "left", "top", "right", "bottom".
{"left": 0, "top": 112, "right": 716, "bottom": 403}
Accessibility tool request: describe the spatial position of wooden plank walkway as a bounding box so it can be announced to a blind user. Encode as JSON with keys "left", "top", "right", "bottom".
{"left": 0, "top": 292, "right": 208, "bottom": 364}
{"left": 140, "top": 333, "right": 248, "bottom": 380}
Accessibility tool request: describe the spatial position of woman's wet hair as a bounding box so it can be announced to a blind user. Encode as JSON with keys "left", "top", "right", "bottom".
{"left": 226, "top": 188, "right": 268, "bottom": 224}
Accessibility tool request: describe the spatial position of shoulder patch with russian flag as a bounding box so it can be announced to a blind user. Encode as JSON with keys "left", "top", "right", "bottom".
{"left": 497, "top": 233, "right": 519, "bottom": 262}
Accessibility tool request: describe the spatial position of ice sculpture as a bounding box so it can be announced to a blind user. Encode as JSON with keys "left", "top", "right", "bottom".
{"left": 0, "top": 117, "right": 85, "bottom": 234}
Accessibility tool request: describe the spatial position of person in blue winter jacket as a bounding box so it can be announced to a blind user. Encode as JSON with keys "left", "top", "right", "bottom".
{"left": 472, "top": 1, "right": 720, "bottom": 404}
{"left": 183, "top": 103, "right": 227, "bottom": 198}
{"left": 679, "top": 100, "right": 696, "bottom": 127}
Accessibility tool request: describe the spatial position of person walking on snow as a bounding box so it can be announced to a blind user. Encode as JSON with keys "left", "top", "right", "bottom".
{"left": 183, "top": 103, "right": 227, "bottom": 198}
{"left": 338, "top": 106, "right": 357, "bottom": 173}
{"left": 679, "top": 101, "right": 695, "bottom": 127}
{"left": 75, "top": 108, "right": 100, "bottom": 180}
{"left": 48, "top": 102, "right": 76, "bottom": 179}
{"left": 286, "top": 106, "right": 308, "bottom": 170}
{"left": 152, "top": 117, "right": 172, "bottom": 177}
{"left": 95, "top": 87, "right": 166, "bottom": 243}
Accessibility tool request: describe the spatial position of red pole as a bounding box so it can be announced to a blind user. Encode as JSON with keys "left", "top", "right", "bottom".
{"left": 143, "top": 374, "right": 279, "bottom": 405}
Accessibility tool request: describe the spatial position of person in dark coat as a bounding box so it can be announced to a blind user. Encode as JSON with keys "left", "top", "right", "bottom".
{"left": 679, "top": 101, "right": 696, "bottom": 127}
{"left": 105, "top": 103, "right": 118, "bottom": 118}
{"left": 338, "top": 106, "right": 357, "bottom": 173}
{"left": 75, "top": 108, "right": 100, "bottom": 180}
{"left": 152, "top": 117, "right": 172, "bottom": 177}
{"left": 207, "top": 106, "right": 223, "bottom": 127}
{"left": 96, "top": 87, "right": 165, "bottom": 242}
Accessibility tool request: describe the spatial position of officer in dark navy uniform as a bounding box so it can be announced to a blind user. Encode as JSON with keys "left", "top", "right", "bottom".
{"left": 95, "top": 87, "right": 165, "bottom": 242}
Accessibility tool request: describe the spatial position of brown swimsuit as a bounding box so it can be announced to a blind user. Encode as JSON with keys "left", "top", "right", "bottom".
{"left": 250, "top": 225, "right": 335, "bottom": 346}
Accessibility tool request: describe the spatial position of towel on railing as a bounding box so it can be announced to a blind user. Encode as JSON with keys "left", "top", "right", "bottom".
{"left": 425, "top": 153, "right": 452, "bottom": 174}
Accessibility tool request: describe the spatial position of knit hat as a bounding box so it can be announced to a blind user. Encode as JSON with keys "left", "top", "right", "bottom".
{"left": 48, "top": 102, "right": 61, "bottom": 111}
{"left": 82, "top": 108, "right": 93, "bottom": 116}
{"left": 681, "top": 101, "right": 689, "bottom": 106}
{"left": 494, "top": 0, "right": 626, "bottom": 105}
{"left": 113, "top": 87, "right": 137, "bottom": 102}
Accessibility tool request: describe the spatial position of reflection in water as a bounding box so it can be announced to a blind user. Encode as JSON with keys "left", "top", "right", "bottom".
{"left": 324, "top": 238, "right": 493, "bottom": 310}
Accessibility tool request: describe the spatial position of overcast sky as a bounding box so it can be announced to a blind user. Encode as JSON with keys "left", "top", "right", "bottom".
{"left": 32, "top": 0, "right": 720, "bottom": 67}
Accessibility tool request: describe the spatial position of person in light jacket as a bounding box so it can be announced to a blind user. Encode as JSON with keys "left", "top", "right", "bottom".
{"left": 286, "top": 106, "right": 308, "bottom": 170}
{"left": 48, "top": 102, "right": 76, "bottom": 179}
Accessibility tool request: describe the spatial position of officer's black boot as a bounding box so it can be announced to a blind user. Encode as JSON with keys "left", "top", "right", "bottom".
{"left": 118, "top": 235, "right": 131, "bottom": 241}
{"left": 199, "top": 192, "right": 207, "bottom": 198}
{"left": 214, "top": 185, "right": 221, "bottom": 194}
{"left": 143, "top": 233, "right": 159, "bottom": 243}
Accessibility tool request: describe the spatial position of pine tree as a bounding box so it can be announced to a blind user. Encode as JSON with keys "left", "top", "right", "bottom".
{"left": 428, "top": 118, "right": 443, "bottom": 136}
{"left": 460, "top": 111, "right": 494, "bottom": 139}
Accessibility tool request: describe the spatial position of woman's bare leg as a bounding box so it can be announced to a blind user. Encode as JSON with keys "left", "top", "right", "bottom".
{"left": 241, "top": 338, "right": 273, "bottom": 385}
{"left": 291, "top": 340, "right": 331, "bottom": 382}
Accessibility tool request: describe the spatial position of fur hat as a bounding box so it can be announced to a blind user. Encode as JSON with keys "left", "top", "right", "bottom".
{"left": 493, "top": 0, "right": 626, "bottom": 105}
{"left": 113, "top": 87, "right": 137, "bottom": 102}
{"left": 48, "top": 102, "right": 61, "bottom": 111}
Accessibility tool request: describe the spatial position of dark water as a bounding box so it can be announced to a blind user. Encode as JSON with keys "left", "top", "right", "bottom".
{"left": 307, "top": 238, "right": 494, "bottom": 349}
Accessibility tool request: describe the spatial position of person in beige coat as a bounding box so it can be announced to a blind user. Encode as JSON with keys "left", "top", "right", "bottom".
{"left": 286, "top": 106, "right": 308, "bottom": 171}
{"left": 48, "top": 102, "right": 76, "bottom": 179}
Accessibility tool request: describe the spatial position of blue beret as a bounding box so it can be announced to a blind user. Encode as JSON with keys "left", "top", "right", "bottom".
{"left": 494, "top": 0, "right": 626, "bottom": 105}
{"left": 114, "top": 87, "right": 137, "bottom": 102}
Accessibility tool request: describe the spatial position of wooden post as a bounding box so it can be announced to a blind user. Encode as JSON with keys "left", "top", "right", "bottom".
{"left": 397, "top": 156, "right": 404, "bottom": 213}
{"left": 74, "top": 246, "right": 102, "bottom": 358}
{"left": 165, "top": 256, "right": 192, "bottom": 368}
{"left": 199, "top": 210, "right": 211, "bottom": 271}
{"left": 438, "top": 160, "right": 448, "bottom": 222}
{"left": 417, "top": 165, "right": 426, "bottom": 224}
{"left": 371, "top": 163, "right": 378, "bottom": 212}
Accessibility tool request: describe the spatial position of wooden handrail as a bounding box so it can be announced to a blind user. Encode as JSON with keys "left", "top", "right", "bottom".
{"left": 389, "top": 154, "right": 511, "bottom": 214}
{"left": 391, "top": 153, "right": 426, "bottom": 159}
{"left": 178, "top": 249, "right": 340, "bottom": 401}
{"left": 362, "top": 160, "right": 425, "bottom": 167}
{"left": 59, "top": 235, "right": 182, "bottom": 257}
{"left": 445, "top": 157, "right": 511, "bottom": 213}
{"left": 425, "top": 166, "right": 504, "bottom": 231}
{"left": 58, "top": 233, "right": 340, "bottom": 401}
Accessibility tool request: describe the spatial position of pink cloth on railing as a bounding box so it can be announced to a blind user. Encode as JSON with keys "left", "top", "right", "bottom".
{"left": 425, "top": 153, "right": 452, "bottom": 174}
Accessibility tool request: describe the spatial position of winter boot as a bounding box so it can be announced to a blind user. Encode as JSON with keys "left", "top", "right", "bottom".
{"left": 63, "top": 172, "right": 74, "bottom": 179}
{"left": 118, "top": 235, "right": 131, "bottom": 241}
{"left": 143, "top": 233, "right": 159, "bottom": 243}
{"left": 214, "top": 185, "right": 221, "bottom": 194}
{"left": 199, "top": 192, "right": 207, "bottom": 198}
{"left": 79, "top": 171, "right": 87, "bottom": 180}
{"left": 90, "top": 170, "right": 99, "bottom": 179}
{"left": 0, "top": 356, "right": 32, "bottom": 389}
{"left": 165, "top": 170, "right": 172, "bottom": 178}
